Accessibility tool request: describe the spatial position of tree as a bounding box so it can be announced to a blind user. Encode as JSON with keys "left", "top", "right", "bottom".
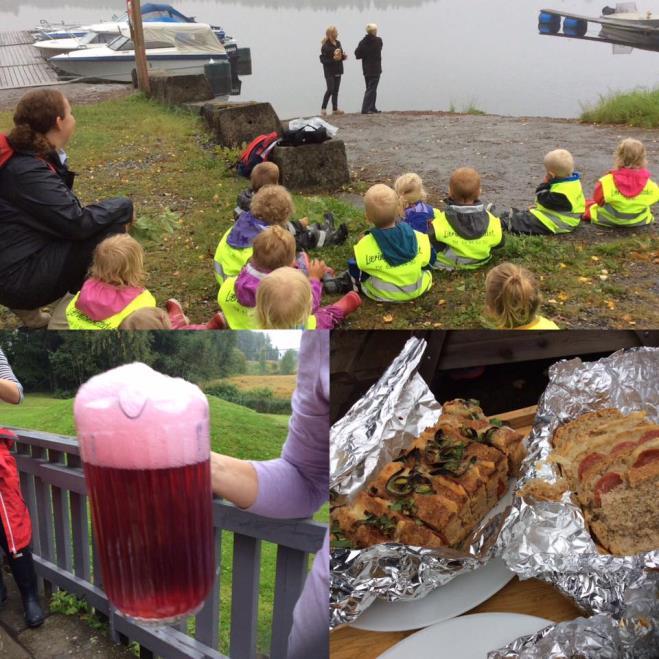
{"left": 279, "top": 349, "right": 298, "bottom": 375}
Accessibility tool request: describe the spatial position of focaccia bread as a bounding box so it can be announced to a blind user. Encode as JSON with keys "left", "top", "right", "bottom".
{"left": 331, "top": 399, "right": 526, "bottom": 550}
{"left": 549, "top": 409, "right": 659, "bottom": 555}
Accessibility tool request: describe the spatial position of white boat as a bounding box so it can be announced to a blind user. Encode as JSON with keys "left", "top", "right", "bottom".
{"left": 598, "top": 7, "right": 659, "bottom": 47}
{"left": 34, "top": 28, "right": 123, "bottom": 59}
{"left": 49, "top": 22, "right": 229, "bottom": 83}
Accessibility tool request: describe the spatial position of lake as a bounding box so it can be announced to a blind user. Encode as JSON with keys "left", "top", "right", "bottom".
{"left": 2, "top": 0, "right": 657, "bottom": 119}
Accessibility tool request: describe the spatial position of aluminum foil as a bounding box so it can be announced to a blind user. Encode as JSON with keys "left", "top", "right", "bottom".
{"left": 494, "top": 347, "right": 659, "bottom": 657}
{"left": 330, "top": 336, "right": 505, "bottom": 629}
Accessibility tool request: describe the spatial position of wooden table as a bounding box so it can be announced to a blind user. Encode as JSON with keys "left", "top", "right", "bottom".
{"left": 331, "top": 405, "right": 584, "bottom": 658}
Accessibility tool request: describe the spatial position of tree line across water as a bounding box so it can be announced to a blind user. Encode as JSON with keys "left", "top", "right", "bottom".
{"left": 2, "top": 332, "right": 298, "bottom": 399}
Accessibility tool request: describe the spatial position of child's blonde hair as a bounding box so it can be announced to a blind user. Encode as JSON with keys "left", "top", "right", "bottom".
{"left": 449, "top": 167, "right": 481, "bottom": 204}
{"left": 544, "top": 149, "right": 574, "bottom": 178}
{"left": 364, "top": 184, "right": 401, "bottom": 227}
{"left": 484, "top": 262, "right": 541, "bottom": 329}
{"left": 119, "top": 307, "right": 172, "bottom": 330}
{"left": 90, "top": 235, "right": 145, "bottom": 288}
{"left": 394, "top": 172, "right": 427, "bottom": 205}
{"left": 255, "top": 267, "right": 312, "bottom": 329}
{"left": 250, "top": 162, "right": 280, "bottom": 192}
{"left": 614, "top": 138, "right": 647, "bottom": 169}
{"left": 250, "top": 184, "right": 294, "bottom": 226}
{"left": 252, "top": 225, "right": 296, "bottom": 271}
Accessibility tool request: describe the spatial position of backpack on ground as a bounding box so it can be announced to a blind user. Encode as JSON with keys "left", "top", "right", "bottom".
{"left": 278, "top": 124, "right": 330, "bottom": 147}
{"left": 236, "top": 131, "right": 279, "bottom": 177}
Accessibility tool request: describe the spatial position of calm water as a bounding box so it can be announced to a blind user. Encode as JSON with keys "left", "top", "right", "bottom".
{"left": 3, "top": 0, "right": 658, "bottom": 118}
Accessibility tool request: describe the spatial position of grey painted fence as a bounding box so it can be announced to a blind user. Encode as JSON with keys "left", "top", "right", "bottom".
{"left": 8, "top": 428, "right": 327, "bottom": 659}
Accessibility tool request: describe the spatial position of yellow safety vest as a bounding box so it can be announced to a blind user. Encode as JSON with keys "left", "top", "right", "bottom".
{"left": 66, "top": 290, "right": 157, "bottom": 330}
{"left": 530, "top": 178, "right": 585, "bottom": 233}
{"left": 516, "top": 316, "right": 560, "bottom": 330}
{"left": 353, "top": 231, "right": 433, "bottom": 302}
{"left": 213, "top": 229, "right": 253, "bottom": 285}
{"left": 590, "top": 173, "right": 659, "bottom": 227}
{"left": 431, "top": 210, "right": 503, "bottom": 270}
{"left": 218, "top": 274, "right": 318, "bottom": 329}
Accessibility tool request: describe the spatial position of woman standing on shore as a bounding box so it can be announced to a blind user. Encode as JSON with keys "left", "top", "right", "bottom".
{"left": 320, "top": 25, "right": 347, "bottom": 116}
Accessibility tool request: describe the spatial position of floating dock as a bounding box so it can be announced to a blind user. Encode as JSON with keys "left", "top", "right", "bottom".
{"left": 0, "top": 31, "right": 59, "bottom": 90}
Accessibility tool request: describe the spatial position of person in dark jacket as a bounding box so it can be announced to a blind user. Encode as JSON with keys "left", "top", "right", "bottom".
{"left": 0, "top": 89, "right": 133, "bottom": 328}
{"left": 0, "top": 347, "right": 45, "bottom": 628}
{"left": 319, "top": 25, "right": 347, "bottom": 116}
{"left": 354, "top": 23, "right": 383, "bottom": 114}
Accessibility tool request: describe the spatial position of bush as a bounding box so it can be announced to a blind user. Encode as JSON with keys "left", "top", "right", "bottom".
{"left": 204, "top": 383, "right": 291, "bottom": 415}
{"left": 580, "top": 87, "right": 659, "bottom": 128}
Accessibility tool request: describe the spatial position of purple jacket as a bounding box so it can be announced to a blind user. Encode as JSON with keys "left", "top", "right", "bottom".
{"left": 246, "top": 332, "right": 329, "bottom": 659}
{"left": 226, "top": 211, "right": 268, "bottom": 249}
{"left": 235, "top": 261, "right": 323, "bottom": 312}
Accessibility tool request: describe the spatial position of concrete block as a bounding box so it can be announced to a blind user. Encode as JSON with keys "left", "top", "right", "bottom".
{"left": 271, "top": 140, "right": 350, "bottom": 190}
{"left": 203, "top": 101, "right": 283, "bottom": 148}
{"left": 148, "top": 72, "right": 213, "bottom": 106}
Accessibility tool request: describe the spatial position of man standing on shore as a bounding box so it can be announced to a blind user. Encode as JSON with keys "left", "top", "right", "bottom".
{"left": 355, "top": 23, "right": 383, "bottom": 114}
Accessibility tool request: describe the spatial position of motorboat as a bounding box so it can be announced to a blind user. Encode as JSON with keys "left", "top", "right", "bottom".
{"left": 48, "top": 22, "right": 229, "bottom": 83}
{"left": 33, "top": 4, "right": 236, "bottom": 59}
{"left": 538, "top": 3, "right": 659, "bottom": 52}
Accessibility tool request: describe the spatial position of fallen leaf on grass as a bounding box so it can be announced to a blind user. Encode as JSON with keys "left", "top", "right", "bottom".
{"left": 557, "top": 292, "right": 569, "bottom": 302}
{"left": 606, "top": 300, "right": 616, "bottom": 310}
{"left": 578, "top": 276, "right": 591, "bottom": 283}
{"left": 437, "top": 299, "right": 446, "bottom": 306}
{"left": 599, "top": 275, "right": 608, "bottom": 281}
{"left": 559, "top": 263, "right": 567, "bottom": 269}
{"left": 547, "top": 298, "right": 558, "bottom": 305}
{"left": 590, "top": 256, "right": 600, "bottom": 262}
{"left": 383, "top": 314, "right": 394, "bottom": 323}
{"left": 433, "top": 322, "right": 443, "bottom": 328}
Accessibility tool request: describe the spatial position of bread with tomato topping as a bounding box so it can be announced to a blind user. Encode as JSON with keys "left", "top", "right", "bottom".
{"left": 550, "top": 409, "right": 659, "bottom": 555}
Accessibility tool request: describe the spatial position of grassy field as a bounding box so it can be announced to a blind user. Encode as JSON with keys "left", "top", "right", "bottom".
{"left": 2, "top": 393, "right": 327, "bottom": 655}
{"left": 581, "top": 87, "right": 659, "bottom": 129}
{"left": 206, "top": 374, "right": 298, "bottom": 398}
{"left": 1, "top": 93, "right": 655, "bottom": 329}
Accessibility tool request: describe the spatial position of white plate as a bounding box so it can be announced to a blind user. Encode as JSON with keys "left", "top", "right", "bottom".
{"left": 351, "top": 557, "right": 514, "bottom": 632}
{"left": 378, "top": 612, "right": 553, "bottom": 659}
{"left": 352, "top": 485, "right": 515, "bottom": 632}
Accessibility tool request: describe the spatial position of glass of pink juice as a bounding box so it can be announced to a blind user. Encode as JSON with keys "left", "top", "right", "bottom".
{"left": 74, "top": 363, "right": 215, "bottom": 623}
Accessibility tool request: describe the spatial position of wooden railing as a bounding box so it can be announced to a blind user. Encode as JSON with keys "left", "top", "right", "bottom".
{"left": 9, "top": 428, "right": 326, "bottom": 659}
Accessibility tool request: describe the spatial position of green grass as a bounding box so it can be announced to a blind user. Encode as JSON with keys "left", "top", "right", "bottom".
{"left": 1, "top": 93, "right": 655, "bottom": 329}
{"left": 4, "top": 393, "right": 325, "bottom": 655}
{"left": 580, "top": 86, "right": 659, "bottom": 128}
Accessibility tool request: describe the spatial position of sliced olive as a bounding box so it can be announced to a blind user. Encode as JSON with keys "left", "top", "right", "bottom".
{"left": 481, "top": 427, "right": 498, "bottom": 444}
{"left": 460, "top": 427, "right": 478, "bottom": 440}
{"left": 386, "top": 471, "right": 413, "bottom": 496}
{"left": 368, "top": 486, "right": 378, "bottom": 495}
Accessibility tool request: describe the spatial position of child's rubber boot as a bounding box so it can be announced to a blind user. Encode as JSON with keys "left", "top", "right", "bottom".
{"left": 8, "top": 550, "right": 45, "bottom": 628}
{"left": 323, "top": 270, "right": 354, "bottom": 295}
{"left": 317, "top": 223, "right": 348, "bottom": 247}
{"left": 205, "top": 312, "right": 227, "bottom": 330}
{"left": 334, "top": 292, "right": 362, "bottom": 316}
{"left": 165, "top": 299, "right": 189, "bottom": 329}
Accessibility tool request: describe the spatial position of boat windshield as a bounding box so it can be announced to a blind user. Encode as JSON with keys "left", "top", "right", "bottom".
{"left": 107, "top": 35, "right": 133, "bottom": 51}
{"left": 78, "top": 32, "right": 100, "bottom": 45}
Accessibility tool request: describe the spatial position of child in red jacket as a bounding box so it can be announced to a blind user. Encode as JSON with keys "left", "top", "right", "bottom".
{"left": 585, "top": 138, "right": 659, "bottom": 227}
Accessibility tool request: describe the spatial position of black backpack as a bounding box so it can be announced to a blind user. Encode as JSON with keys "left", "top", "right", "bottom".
{"left": 278, "top": 124, "right": 330, "bottom": 147}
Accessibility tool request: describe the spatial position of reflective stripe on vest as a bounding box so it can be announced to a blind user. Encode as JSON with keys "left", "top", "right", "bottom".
{"left": 66, "top": 290, "right": 157, "bottom": 330}
{"left": 354, "top": 231, "right": 432, "bottom": 302}
{"left": 213, "top": 229, "right": 253, "bottom": 285}
{"left": 530, "top": 178, "right": 585, "bottom": 233}
{"left": 590, "top": 174, "right": 658, "bottom": 227}
{"left": 431, "top": 210, "right": 502, "bottom": 270}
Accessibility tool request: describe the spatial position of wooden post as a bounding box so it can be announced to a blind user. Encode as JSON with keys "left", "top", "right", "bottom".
{"left": 127, "top": 0, "right": 150, "bottom": 94}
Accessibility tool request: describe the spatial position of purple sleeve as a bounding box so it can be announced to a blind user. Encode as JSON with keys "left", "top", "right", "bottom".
{"left": 310, "top": 279, "right": 323, "bottom": 314}
{"left": 246, "top": 331, "right": 329, "bottom": 519}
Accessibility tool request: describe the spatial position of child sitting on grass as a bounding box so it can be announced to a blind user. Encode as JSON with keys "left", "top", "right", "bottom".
{"left": 326, "top": 184, "right": 434, "bottom": 301}
{"left": 585, "top": 138, "right": 659, "bottom": 227}
{"left": 484, "top": 262, "right": 559, "bottom": 330}
{"left": 66, "top": 235, "right": 157, "bottom": 329}
{"left": 218, "top": 226, "right": 360, "bottom": 329}
{"left": 119, "top": 304, "right": 226, "bottom": 330}
{"left": 430, "top": 167, "right": 504, "bottom": 270}
{"left": 233, "top": 162, "right": 347, "bottom": 249}
{"left": 394, "top": 172, "right": 435, "bottom": 233}
{"left": 255, "top": 267, "right": 315, "bottom": 329}
{"left": 501, "top": 148, "right": 585, "bottom": 235}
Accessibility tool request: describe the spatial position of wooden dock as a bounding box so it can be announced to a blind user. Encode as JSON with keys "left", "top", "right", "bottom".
{"left": 0, "top": 31, "right": 59, "bottom": 90}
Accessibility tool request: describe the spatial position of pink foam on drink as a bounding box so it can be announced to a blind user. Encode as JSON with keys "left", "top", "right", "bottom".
{"left": 74, "top": 363, "right": 210, "bottom": 469}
